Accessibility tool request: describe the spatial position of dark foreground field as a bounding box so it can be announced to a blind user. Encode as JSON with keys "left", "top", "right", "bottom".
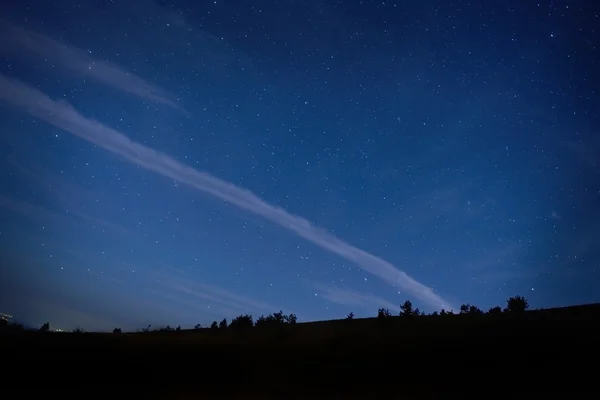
{"left": 2, "top": 304, "right": 600, "bottom": 398}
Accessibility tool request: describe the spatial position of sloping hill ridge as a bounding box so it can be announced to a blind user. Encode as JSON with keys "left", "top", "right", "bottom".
{"left": 2, "top": 302, "right": 599, "bottom": 396}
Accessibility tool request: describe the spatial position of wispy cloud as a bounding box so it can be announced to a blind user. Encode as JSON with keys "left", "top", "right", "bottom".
{"left": 0, "top": 74, "right": 453, "bottom": 311}
{"left": 0, "top": 19, "right": 181, "bottom": 110}
{"left": 461, "top": 243, "right": 523, "bottom": 273}
{"left": 0, "top": 193, "right": 135, "bottom": 242}
{"left": 313, "top": 283, "right": 402, "bottom": 314}
{"left": 149, "top": 290, "right": 241, "bottom": 321}
{"left": 457, "top": 242, "right": 536, "bottom": 286}
{"left": 151, "top": 266, "right": 281, "bottom": 317}
{"left": 4, "top": 157, "right": 144, "bottom": 240}
{"left": 0, "top": 194, "right": 66, "bottom": 224}
{"left": 0, "top": 192, "right": 277, "bottom": 317}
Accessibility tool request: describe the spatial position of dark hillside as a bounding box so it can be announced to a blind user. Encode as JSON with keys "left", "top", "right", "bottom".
{"left": 2, "top": 301, "right": 599, "bottom": 396}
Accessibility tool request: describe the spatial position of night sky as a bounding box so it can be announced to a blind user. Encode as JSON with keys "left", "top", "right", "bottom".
{"left": 0, "top": 0, "right": 598, "bottom": 332}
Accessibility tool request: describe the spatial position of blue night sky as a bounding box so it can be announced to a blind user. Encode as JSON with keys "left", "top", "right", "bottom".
{"left": 0, "top": 0, "right": 598, "bottom": 332}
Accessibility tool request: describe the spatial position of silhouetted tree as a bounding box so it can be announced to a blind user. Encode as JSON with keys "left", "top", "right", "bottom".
{"left": 113, "top": 328, "right": 122, "bottom": 334}
{"left": 400, "top": 300, "right": 413, "bottom": 317}
{"left": 378, "top": 308, "right": 391, "bottom": 319}
{"left": 469, "top": 306, "right": 485, "bottom": 315}
{"left": 346, "top": 312, "right": 354, "bottom": 320}
{"left": 142, "top": 324, "right": 151, "bottom": 333}
{"left": 39, "top": 322, "right": 50, "bottom": 332}
{"left": 469, "top": 305, "right": 483, "bottom": 315}
{"left": 176, "top": 325, "right": 181, "bottom": 331}
{"left": 72, "top": 326, "right": 86, "bottom": 333}
{"left": 256, "top": 314, "right": 274, "bottom": 327}
{"left": 230, "top": 314, "right": 254, "bottom": 329}
{"left": 254, "top": 311, "right": 297, "bottom": 328}
{"left": 219, "top": 318, "right": 228, "bottom": 329}
{"left": 257, "top": 314, "right": 273, "bottom": 327}
{"left": 505, "top": 296, "right": 529, "bottom": 313}
{"left": 488, "top": 306, "right": 503, "bottom": 316}
{"left": 431, "top": 311, "right": 439, "bottom": 316}
{"left": 194, "top": 324, "right": 202, "bottom": 330}
{"left": 413, "top": 308, "right": 423, "bottom": 316}
{"left": 272, "top": 311, "right": 285, "bottom": 324}
{"left": 284, "top": 313, "right": 297, "bottom": 324}
{"left": 210, "top": 321, "right": 219, "bottom": 330}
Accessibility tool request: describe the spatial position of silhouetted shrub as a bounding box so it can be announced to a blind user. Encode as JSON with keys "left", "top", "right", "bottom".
{"left": 230, "top": 314, "right": 254, "bottom": 329}
{"left": 346, "top": 312, "right": 354, "bottom": 320}
{"left": 505, "top": 296, "right": 529, "bottom": 313}
{"left": 142, "top": 324, "right": 151, "bottom": 333}
{"left": 219, "top": 318, "right": 228, "bottom": 329}
{"left": 157, "top": 325, "right": 175, "bottom": 332}
{"left": 194, "top": 324, "right": 202, "bottom": 330}
{"left": 39, "top": 322, "right": 50, "bottom": 332}
{"left": 113, "top": 328, "right": 122, "bottom": 334}
{"left": 72, "top": 326, "right": 86, "bottom": 333}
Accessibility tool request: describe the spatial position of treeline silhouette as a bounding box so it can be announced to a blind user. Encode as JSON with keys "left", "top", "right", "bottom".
{"left": 0, "top": 295, "right": 529, "bottom": 334}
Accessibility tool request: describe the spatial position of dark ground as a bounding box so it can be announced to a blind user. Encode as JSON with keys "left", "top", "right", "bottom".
{"left": 2, "top": 304, "right": 599, "bottom": 397}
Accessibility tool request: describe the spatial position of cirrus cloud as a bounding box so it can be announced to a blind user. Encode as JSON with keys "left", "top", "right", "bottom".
{"left": 0, "top": 73, "right": 454, "bottom": 311}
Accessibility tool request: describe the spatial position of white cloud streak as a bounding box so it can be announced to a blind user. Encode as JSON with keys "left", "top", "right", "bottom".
{"left": 313, "top": 283, "right": 401, "bottom": 314}
{"left": 0, "top": 74, "right": 453, "bottom": 311}
{"left": 0, "top": 20, "right": 181, "bottom": 110}
{"left": 153, "top": 266, "right": 280, "bottom": 316}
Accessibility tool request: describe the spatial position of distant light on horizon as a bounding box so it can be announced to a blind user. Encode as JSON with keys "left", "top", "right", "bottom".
{"left": 0, "top": 312, "right": 13, "bottom": 321}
